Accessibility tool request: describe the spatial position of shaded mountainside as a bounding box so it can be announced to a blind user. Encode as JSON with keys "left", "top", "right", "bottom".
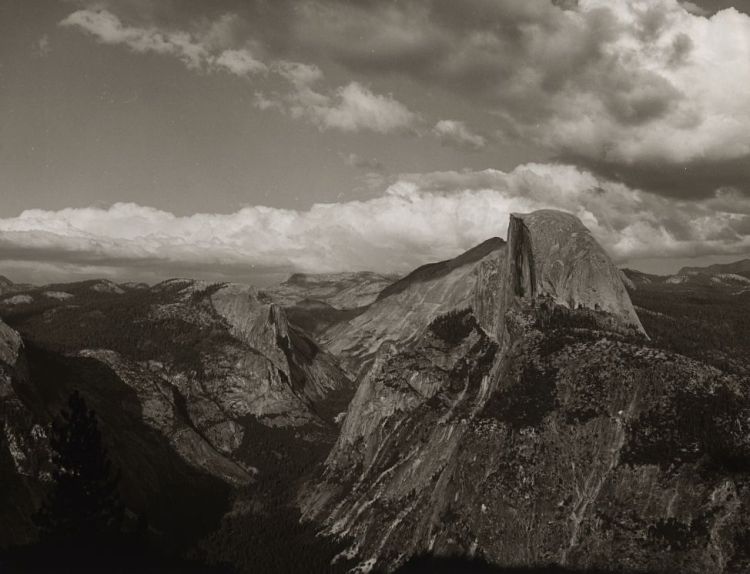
{"left": 305, "top": 303, "right": 750, "bottom": 573}
{"left": 0, "top": 275, "right": 33, "bottom": 297}
{"left": 1, "top": 279, "right": 353, "bottom": 431}
{"left": 303, "top": 211, "right": 750, "bottom": 573}
{"left": 0, "top": 280, "right": 355, "bottom": 557}
{"left": 284, "top": 299, "right": 363, "bottom": 339}
{"left": 0, "top": 317, "right": 40, "bottom": 548}
{"left": 620, "top": 269, "right": 750, "bottom": 376}
{"left": 622, "top": 258, "right": 750, "bottom": 291}
{"left": 679, "top": 259, "right": 750, "bottom": 279}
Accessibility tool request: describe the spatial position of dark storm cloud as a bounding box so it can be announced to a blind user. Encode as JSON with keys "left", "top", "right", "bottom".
{"left": 564, "top": 154, "right": 750, "bottom": 200}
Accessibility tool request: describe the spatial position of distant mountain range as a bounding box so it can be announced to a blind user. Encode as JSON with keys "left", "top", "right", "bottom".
{"left": 1, "top": 214, "right": 749, "bottom": 573}
{"left": 622, "top": 258, "right": 750, "bottom": 290}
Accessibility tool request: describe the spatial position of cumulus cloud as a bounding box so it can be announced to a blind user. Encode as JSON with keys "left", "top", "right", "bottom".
{"left": 285, "top": 81, "right": 417, "bottom": 133}
{"left": 1, "top": 164, "right": 748, "bottom": 282}
{"left": 291, "top": 0, "right": 750, "bottom": 181}
{"left": 433, "top": 120, "right": 486, "bottom": 150}
{"left": 252, "top": 57, "right": 418, "bottom": 133}
{"left": 535, "top": 0, "right": 750, "bottom": 166}
{"left": 56, "top": 1, "right": 750, "bottom": 193}
{"left": 255, "top": 71, "right": 417, "bottom": 133}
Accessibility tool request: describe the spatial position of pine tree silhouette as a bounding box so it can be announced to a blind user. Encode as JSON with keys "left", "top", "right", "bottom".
{"left": 34, "top": 390, "right": 123, "bottom": 561}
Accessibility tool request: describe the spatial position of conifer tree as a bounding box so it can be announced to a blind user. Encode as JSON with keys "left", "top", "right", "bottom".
{"left": 34, "top": 390, "right": 123, "bottom": 551}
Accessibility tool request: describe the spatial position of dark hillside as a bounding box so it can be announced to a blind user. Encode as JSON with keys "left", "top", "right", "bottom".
{"left": 627, "top": 282, "right": 750, "bottom": 375}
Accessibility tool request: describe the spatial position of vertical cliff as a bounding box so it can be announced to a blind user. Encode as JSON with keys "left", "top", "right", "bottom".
{"left": 507, "top": 211, "right": 644, "bottom": 333}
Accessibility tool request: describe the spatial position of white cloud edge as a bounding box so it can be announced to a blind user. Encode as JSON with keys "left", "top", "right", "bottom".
{"left": 1, "top": 163, "right": 748, "bottom": 281}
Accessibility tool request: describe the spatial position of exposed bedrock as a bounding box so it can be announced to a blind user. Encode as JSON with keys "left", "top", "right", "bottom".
{"left": 302, "top": 210, "right": 750, "bottom": 574}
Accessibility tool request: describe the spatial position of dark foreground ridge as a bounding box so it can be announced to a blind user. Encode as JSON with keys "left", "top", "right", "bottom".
{"left": 394, "top": 555, "right": 657, "bottom": 574}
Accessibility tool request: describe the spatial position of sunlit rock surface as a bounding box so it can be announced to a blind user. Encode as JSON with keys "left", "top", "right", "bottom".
{"left": 321, "top": 238, "right": 506, "bottom": 376}
{"left": 266, "top": 272, "right": 399, "bottom": 309}
{"left": 304, "top": 210, "right": 750, "bottom": 574}
{"left": 507, "top": 211, "right": 643, "bottom": 333}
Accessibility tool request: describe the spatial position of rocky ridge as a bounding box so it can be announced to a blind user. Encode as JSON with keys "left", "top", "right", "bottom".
{"left": 0, "top": 278, "right": 355, "bottom": 549}
{"left": 303, "top": 210, "right": 750, "bottom": 573}
{"left": 266, "top": 272, "right": 399, "bottom": 309}
{"left": 320, "top": 238, "right": 506, "bottom": 377}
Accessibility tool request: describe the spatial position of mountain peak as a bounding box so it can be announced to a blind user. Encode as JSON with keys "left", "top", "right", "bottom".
{"left": 508, "top": 210, "right": 644, "bottom": 333}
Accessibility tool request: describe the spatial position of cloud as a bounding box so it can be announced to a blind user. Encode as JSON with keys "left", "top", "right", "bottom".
{"left": 214, "top": 48, "right": 267, "bottom": 76}
{"left": 256, "top": 59, "right": 418, "bottom": 133}
{"left": 343, "top": 153, "right": 386, "bottom": 172}
{"left": 286, "top": 82, "right": 417, "bottom": 133}
{"left": 433, "top": 120, "right": 486, "bottom": 150}
{"left": 274, "top": 61, "right": 324, "bottom": 87}
{"left": 60, "top": 8, "right": 265, "bottom": 76}
{"left": 34, "top": 35, "right": 51, "bottom": 57}
{"left": 288, "top": 0, "right": 750, "bottom": 188}
{"left": 256, "top": 72, "right": 418, "bottom": 134}
{"left": 62, "top": 8, "right": 417, "bottom": 134}
{"left": 1, "top": 164, "right": 748, "bottom": 282}
{"left": 61, "top": 8, "right": 208, "bottom": 69}
{"left": 57, "top": 1, "right": 750, "bottom": 194}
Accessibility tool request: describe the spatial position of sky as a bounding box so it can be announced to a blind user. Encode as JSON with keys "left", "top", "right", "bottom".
{"left": 1, "top": 0, "right": 750, "bottom": 285}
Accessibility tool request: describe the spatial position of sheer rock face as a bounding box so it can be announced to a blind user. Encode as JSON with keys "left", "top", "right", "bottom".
{"left": 304, "top": 211, "right": 750, "bottom": 573}
{"left": 320, "top": 210, "right": 643, "bottom": 381}
{"left": 507, "top": 211, "right": 644, "bottom": 334}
